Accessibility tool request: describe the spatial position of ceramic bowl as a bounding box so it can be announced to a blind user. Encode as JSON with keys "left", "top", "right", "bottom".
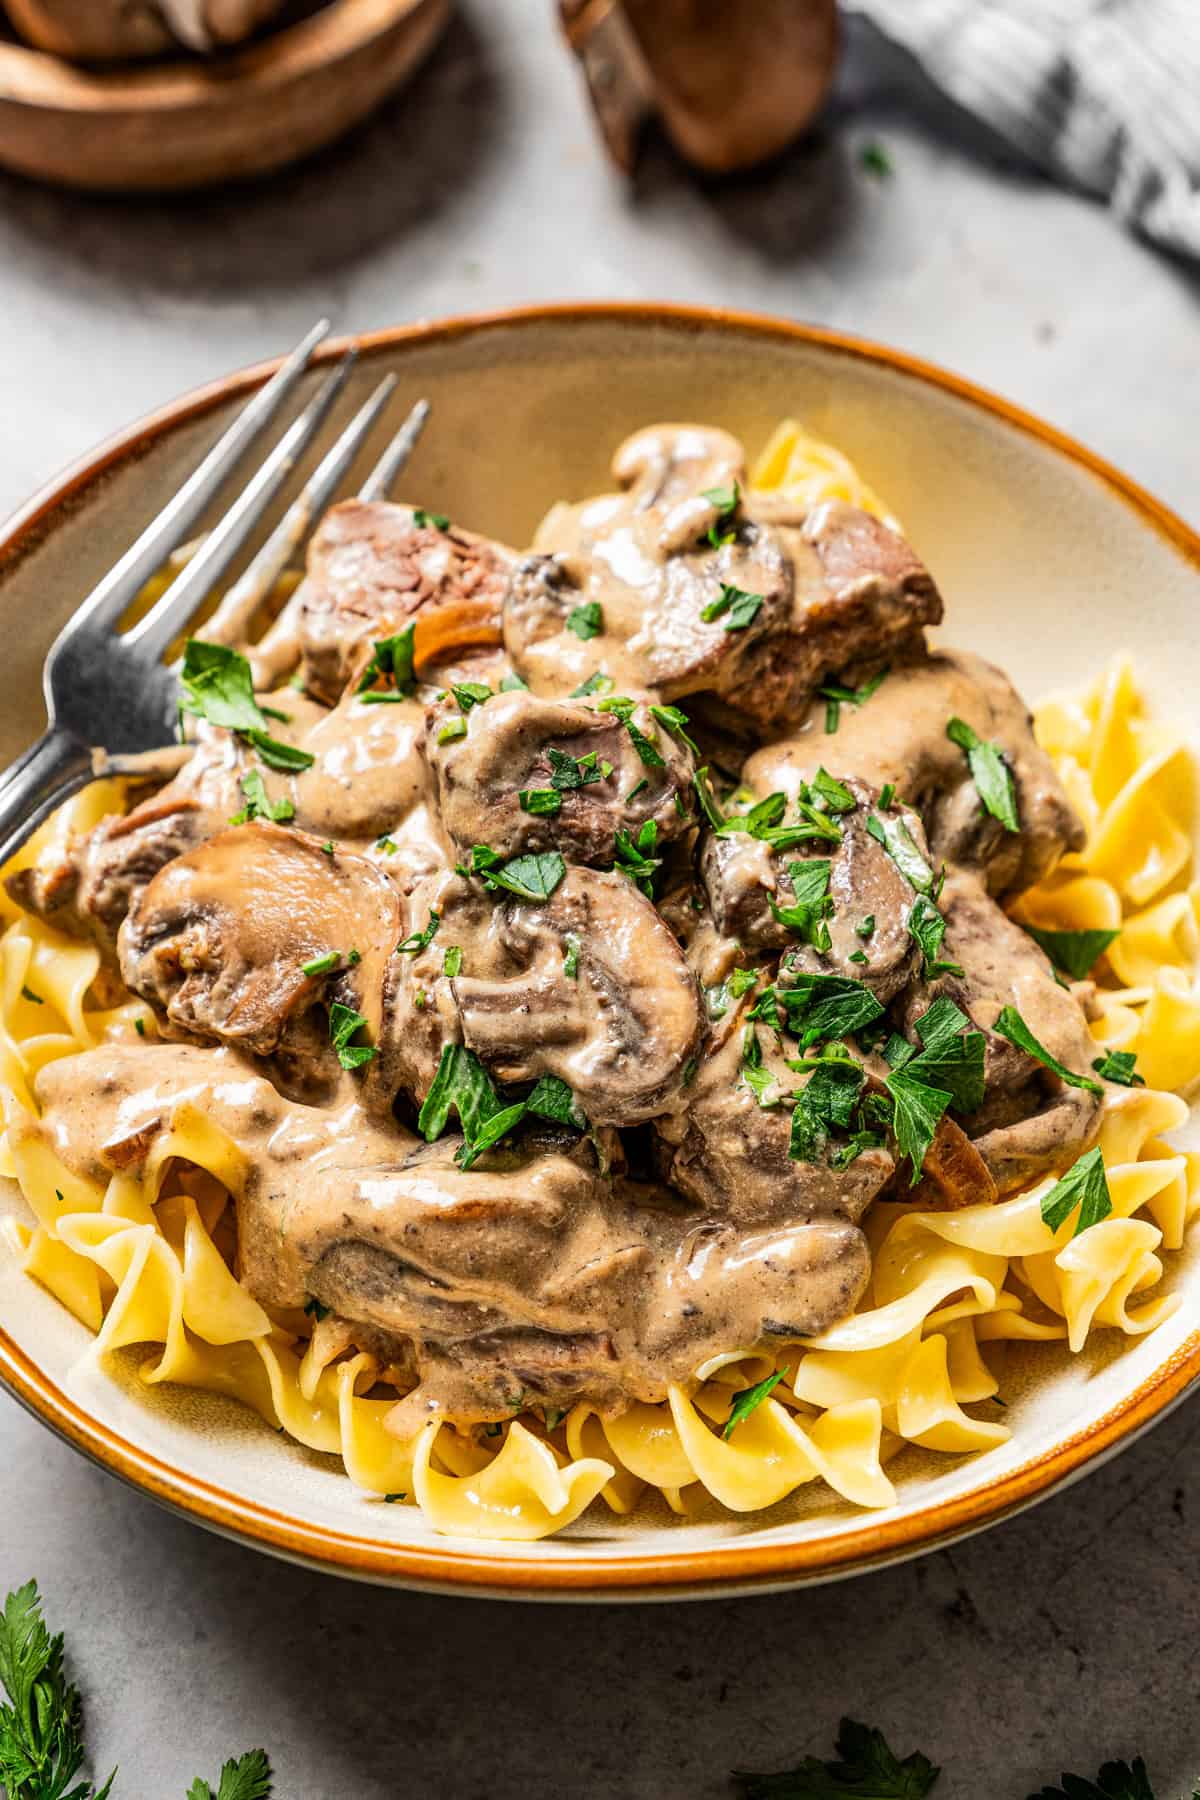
{"left": 1, "top": 304, "right": 1198, "bottom": 1600}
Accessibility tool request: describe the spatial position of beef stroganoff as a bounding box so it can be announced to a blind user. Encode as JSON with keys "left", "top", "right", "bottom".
{"left": 2, "top": 418, "right": 1197, "bottom": 1542}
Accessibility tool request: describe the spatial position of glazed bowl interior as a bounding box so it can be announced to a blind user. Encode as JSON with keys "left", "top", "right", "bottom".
{"left": 1, "top": 306, "right": 1198, "bottom": 1599}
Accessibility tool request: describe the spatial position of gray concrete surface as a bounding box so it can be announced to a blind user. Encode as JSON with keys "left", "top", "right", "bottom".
{"left": 1, "top": 6, "right": 1199, "bottom": 1796}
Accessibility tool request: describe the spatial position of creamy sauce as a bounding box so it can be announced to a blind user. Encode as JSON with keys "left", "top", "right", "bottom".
{"left": 15, "top": 424, "right": 1099, "bottom": 1426}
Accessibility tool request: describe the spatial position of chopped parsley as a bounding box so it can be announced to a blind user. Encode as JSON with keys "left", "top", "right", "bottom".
{"left": 771, "top": 858, "right": 833, "bottom": 951}
{"left": 694, "top": 766, "right": 727, "bottom": 830}
{"left": 443, "top": 945, "right": 463, "bottom": 979}
{"left": 810, "top": 768, "right": 856, "bottom": 814}
{"left": 356, "top": 624, "right": 416, "bottom": 698}
{"left": 777, "top": 972, "right": 885, "bottom": 1048}
{"left": 570, "top": 671, "right": 614, "bottom": 698}
{"left": 860, "top": 140, "right": 894, "bottom": 178}
{"left": 300, "top": 950, "right": 340, "bottom": 977}
{"left": 437, "top": 717, "right": 469, "bottom": 745}
{"left": 878, "top": 781, "right": 896, "bottom": 810}
{"left": 472, "top": 849, "right": 567, "bottom": 903}
{"left": 1040, "top": 1145, "right": 1112, "bottom": 1237}
{"left": 866, "top": 809, "right": 935, "bottom": 894}
{"left": 562, "top": 933, "right": 581, "bottom": 980}
{"left": 789, "top": 1052, "right": 866, "bottom": 1162}
{"left": 614, "top": 821, "right": 661, "bottom": 898}
{"left": 1022, "top": 924, "right": 1120, "bottom": 981}
{"left": 303, "top": 1296, "right": 331, "bottom": 1321}
{"left": 700, "top": 480, "right": 740, "bottom": 547}
{"left": 1092, "top": 1048, "right": 1144, "bottom": 1087}
{"left": 519, "top": 787, "right": 562, "bottom": 816}
{"left": 19, "top": 986, "right": 42, "bottom": 1005}
{"left": 396, "top": 909, "right": 440, "bottom": 955}
{"left": 181, "top": 640, "right": 314, "bottom": 772}
{"left": 906, "top": 894, "right": 965, "bottom": 978}
{"left": 566, "top": 601, "right": 604, "bottom": 640}
{"left": 722, "top": 1369, "right": 785, "bottom": 1439}
{"left": 412, "top": 507, "right": 449, "bottom": 529}
{"left": 547, "top": 747, "right": 602, "bottom": 790}
{"left": 328, "top": 1001, "right": 376, "bottom": 1071}
{"left": 884, "top": 998, "right": 987, "bottom": 1182}
{"left": 418, "top": 1044, "right": 585, "bottom": 1170}
{"left": 856, "top": 914, "right": 876, "bottom": 940}
{"left": 625, "top": 777, "right": 649, "bottom": 803}
{"left": 946, "top": 716, "right": 1020, "bottom": 833}
{"left": 451, "top": 681, "right": 492, "bottom": 713}
{"left": 230, "top": 767, "right": 294, "bottom": 826}
{"left": 818, "top": 665, "right": 889, "bottom": 734}
{"left": 376, "top": 836, "right": 398, "bottom": 855}
{"left": 740, "top": 1026, "right": 779, "bottom": 1107}
{"left": 499, "top": 670, "right": 529, "bottom": 692}
{"left": 701, "top": 582, "right": 764, "bottom": 630}
{"left": 134, "top": 1017, "right": 146, "bottom": 1036}
{"left": 649, "top": 704, "right": 699, "bottom": 756}
{"left": 993, "top": 1005, "right": 1103, "bottom": 1094}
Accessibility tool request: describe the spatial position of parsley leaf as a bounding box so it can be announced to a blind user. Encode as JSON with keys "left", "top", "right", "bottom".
{"left": 396, "top": 909, "right": 440, "bottom": 955}
{"left": 694, "top": 766, "right": 727, "bottom": 830}
{"left": 779, "top": 973, "right": 885, "bottom": 1048}
{"left": 328, "top": 1002, "right": 376, "bottom": 1071}
{"left": 733, "top": 1715, "right": 940, "bottom": 1799}
{"left": 566, "top": 601, "right": 604, "bottom": 640}
{"left": 181, "top": 641, "right": 314, "bottom": 772}
{"left": 526, "top": 1072, "right": 587, "bottom": 1130}
{"left": 722, "top": 1369, "right": 784, "bottom": 1439}
{"left": 946, "top": 716, "right": 1019, "bottom": 833}
{"left": 443, "top": 945, "right": 463, "bottom": 979}
{"left": 866, "top": 810, "right": 935, "bottom": 893}
{"left": 906, "top": 894, "right": 964, "bottom": 978}
{"left": 700, "top": 480, "right": 740, "bottom": 546}
{"left": 740, "top": 1026, "right": 779, "bottom": 1107}
{"left": 810, "top": 768, "right": 856, "bottom": 814}
{"left": 438, "top": 717, "right": 469, "bottom": 745}
{"left": 518, "top": 787, "right": 562, "bottom": 816}
{"left": 1092, "top": 1049, "right": 1145, "bottom": 1087}
{"left": 1022, "top": 924, "right": 1120, "bottom": 981}
{"left": 570, "top": 670, "right": 614, "bottom": 697}
{"left": 614, "top": 821, "right": 661, "bottom": 898}
{"left": 548, "top": 746, "right": 602, "bottom": 790}
{"left": 477, "top": 851, "right": 567, "bottom": 903}
{"left": 903, "top": 997, "right": 987, "bottom": 1113}
{"left": 455, "top": 1101, "right": 528, "bottom": 1171}
{"left": 994, "top": 1005, "right": 1103, "bottom": 1094}
{"left": 230, "top": 768, "right": 294, "bottom": 826}
{"left": 562, "top": 934, "right": 581, "bottom": 980}
{"left": 499, "top": 670, "right": 529, "bottom": 692}
{"left": 0, "top": 1578, "right": 116, "bottom": 1800}
{"left": 418, "top": 1044, "right": 503, "bottom": 1145}
{"left": 188, "top": 1748, "right": 273, "bottom": 1800}
{"left": 701, "top": 582, "right": 764, "bottom": 630}
{"left": 772, "top": 859, "right": 833, "bottom": 950}
{"left": 356, "top": 624, "right": 416, "bottom": 697}
{"left": 452, "top": 681, "right": 492, "bottom": 713}
{"left": 301, "top": 950, "right": 340, "bottom": 977}
{"left": 886, "top": 1067, "right": 953, "bottom": 1186}
{"left": 412, "top": 508, "right": 449, "bottom": 530}
{"left": 1027, "top": 1759, "right": 1155, "bottom": 1800}
{"left": 648, "top": 704, "right": 700, "bottom": 756}
{"left": 818, "top": 666, "right": 890, "bottom": 735}
{"left": 789, "top": 1055, "right": 866, "bottom": 1162}
{"left": 1040, "top": 1145, "right": 1112, "bottom": 1238}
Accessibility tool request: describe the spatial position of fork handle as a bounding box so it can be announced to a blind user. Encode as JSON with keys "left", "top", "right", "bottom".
{"left": 0, "top": 730, "right": 97, "bottom": 868}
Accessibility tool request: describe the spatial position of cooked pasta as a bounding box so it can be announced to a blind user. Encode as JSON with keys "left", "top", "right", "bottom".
{"left": 2, "top": 423, "right": 1197, "bottom": 1542}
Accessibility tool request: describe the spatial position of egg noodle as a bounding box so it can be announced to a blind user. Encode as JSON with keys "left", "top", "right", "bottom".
{"left": 2, "top": 424, "right": 1198, "bottom": 1542}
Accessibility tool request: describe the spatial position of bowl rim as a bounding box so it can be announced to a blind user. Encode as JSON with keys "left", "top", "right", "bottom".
{"left": 2, "top": 299, "right": 1199, "bottom": 1599}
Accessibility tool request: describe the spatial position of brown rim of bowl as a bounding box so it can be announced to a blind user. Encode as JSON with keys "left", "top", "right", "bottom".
{"left": 1, "top": 302, "right": 1199, "bottom": 1598}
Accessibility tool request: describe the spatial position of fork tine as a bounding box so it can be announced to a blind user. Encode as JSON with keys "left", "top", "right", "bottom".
{"left": 357, "top": 397, "right": 431, "bottom": 501}
{"left": 202, "top": 374, "right": 400, "bottom": 651}
{"left": 127, "top": 350, "right": 357, "bottom": 661}
{"left": 248, "top": 396, "right": 432, "bottom": 689}
{"left": 53, "top": 319, "right": 331, "bottom": 645}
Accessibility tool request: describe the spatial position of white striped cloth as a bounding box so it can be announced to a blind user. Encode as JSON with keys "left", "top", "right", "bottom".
{"left": 851, "top": 0, "right": 1200, "bottom": 257}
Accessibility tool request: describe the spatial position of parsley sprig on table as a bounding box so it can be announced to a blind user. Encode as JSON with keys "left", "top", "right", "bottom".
{"left": 0, "top": 1579, "right": 271, "bottom": 1799}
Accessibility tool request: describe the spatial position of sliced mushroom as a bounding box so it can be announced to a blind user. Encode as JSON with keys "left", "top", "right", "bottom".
{"left": 381, "top": 862, "right": 704, "bottom": 1126}
{"left": 700, "top": 776, "right": 923, "bottom": 1002}
{"left": 296, "top": 501, "right": 512, "bottom": 706}
{"left": 506, "top": 424, "right": 942, "bottom": 735}
{"left": 423, "top": 687, "right": 694, "bottom": 865}
{"left": 560, "top": 0, "right": 839, "bottom": 176}
{"left": 902, "top": 869, "right": 1103, "bottom": 1192}
{"left": 118, "top": 822, "right": 400, "bottom": 1064}
{"left": 745, "top": 647, "right": 1084, "bottom": 898}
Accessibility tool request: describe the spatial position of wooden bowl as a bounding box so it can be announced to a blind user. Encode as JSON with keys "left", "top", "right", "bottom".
{"left": 0, "top": 0, "right": 452, "bottom": 191}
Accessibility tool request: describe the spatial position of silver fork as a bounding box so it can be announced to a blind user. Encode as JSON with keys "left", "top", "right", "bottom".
{"left": 0, "top": 321, "right": 430, "bottom": 866}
